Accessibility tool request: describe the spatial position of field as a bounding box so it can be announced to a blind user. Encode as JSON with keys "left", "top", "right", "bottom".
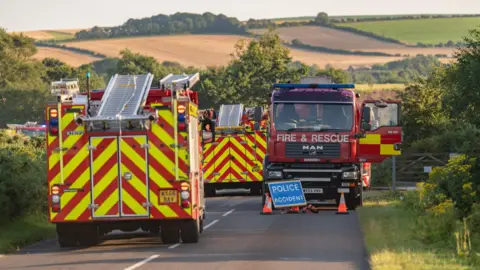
{"left": 33, "top": 47, "right": 102, "bottom": 67}
{"left": 59, "top": 35, "right": 418, "bottom": 69}
{"left": 342, "top": 17, "right": 480, "bottom": 44}
{"left": 250, "top": 26, "right": 456, "bottom": 56}
{"left": 12, "top": 29, "right": 83, "bottom": 40}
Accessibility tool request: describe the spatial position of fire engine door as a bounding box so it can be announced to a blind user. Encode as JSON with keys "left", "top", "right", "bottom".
{"left": 357, "top": 100, "right": 402, "bottom": 163}
{"left": 90, "top": 135, "right": 150, "bottom": 218}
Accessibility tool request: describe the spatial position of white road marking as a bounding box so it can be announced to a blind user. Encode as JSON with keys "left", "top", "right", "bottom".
{"left": 123, "top": 254, "right": 160, "bottom": 270}
{"left": 222, "top": 209, "right": 235, "bottom": 217}
{"left": 168, "top": 243, "right": 181, "bottom": 249}
{"left": 125, "top": 219, "right": 220, "bottom": 269}
{"left": 204, "top": 219, "right": 219, "bottom": 229}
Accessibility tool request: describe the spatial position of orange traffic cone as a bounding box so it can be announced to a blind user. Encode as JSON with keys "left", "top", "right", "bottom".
{"left": 287, "top": 206, "right": 300, "bottom": 214}
{"left": 260, "top": 193, "right": 273, "bottom": 215}
{"left": 336, "top": 192, "right": 349, "bottom": 215}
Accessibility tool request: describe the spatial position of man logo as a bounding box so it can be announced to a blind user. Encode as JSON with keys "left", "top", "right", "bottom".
{"left": 302, "top": 145, "right": 324, "bottom": 151}
{"left": 302, "top": 145, "right": 324, "bottom": 156}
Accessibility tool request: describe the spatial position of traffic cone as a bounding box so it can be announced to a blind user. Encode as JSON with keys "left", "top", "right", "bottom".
{"left": 336, "top": 192, "right": 349, "bottom": 215}
{"left": 260, "top": 193, "right": 273, "bottom": 215}
{"left": 287, "top": 206, "right": 300, "bottom": 214}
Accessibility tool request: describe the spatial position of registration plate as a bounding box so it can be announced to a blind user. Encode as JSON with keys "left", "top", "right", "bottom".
{"left": 303, "top": 188, "right": 323, "bottom": 194}
{"left": 252, "top": 166, "right": 260, "bottom": 172}
{"left": 159, "top": 190, "right": 177, "bottom": 204}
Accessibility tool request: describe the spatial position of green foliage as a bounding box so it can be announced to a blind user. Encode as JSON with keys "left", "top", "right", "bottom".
{"left": 35, "top": 42, "right": 107, "bottom": 58}
{"left": 74, "top": 12, "right": 247, "bottom": 40}
{"left": 0, "top": 133, "right": 47, "bottom": 223}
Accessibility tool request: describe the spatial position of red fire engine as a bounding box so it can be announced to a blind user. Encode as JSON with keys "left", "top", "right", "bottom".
{"left": 45, "top": 73, "right": 205, "bottom": 246}
{"left": 262, "top": 77, "right": 402, "bottom": 209}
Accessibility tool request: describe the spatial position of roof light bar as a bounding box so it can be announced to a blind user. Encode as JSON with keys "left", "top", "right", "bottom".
{"left": 272, "top": 83, "right": 355, "bottom": 89}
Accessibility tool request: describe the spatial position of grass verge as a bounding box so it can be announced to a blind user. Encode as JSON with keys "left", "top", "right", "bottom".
{"left": 0, "top": 213, "right": 55, "bottom": 254}
{"left": 358, "top": 192, "right": 472, "bottom": 270}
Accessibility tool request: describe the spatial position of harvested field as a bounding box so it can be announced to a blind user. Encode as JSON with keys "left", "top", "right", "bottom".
{"left": 14, "top": 29, "right": 85, "bottom": 40}
{"left": 61, "top": 34, "right": 412, "bottom": 69}
{"left": 33, "top": 47, "right": 102, "bottom": 67}
{"left": 250, "top": 26, "right": 456, "bottom": 57}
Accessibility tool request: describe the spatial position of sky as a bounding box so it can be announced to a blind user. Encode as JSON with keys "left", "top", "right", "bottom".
{"left": 1, "top": 0, "right": 479, "bottom": 32}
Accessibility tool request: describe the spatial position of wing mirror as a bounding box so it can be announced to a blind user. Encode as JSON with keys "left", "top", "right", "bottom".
{"left": 361, "top": 106, "right": 372, "bottom": 131}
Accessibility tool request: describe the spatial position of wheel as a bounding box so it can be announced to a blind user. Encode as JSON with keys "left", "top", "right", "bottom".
{"left": 161, "top": 227, "right": 180, "bottom": 244}
{"left": 150, "top": 226, "right": 160, "bottom": 235}
{"left": 77, "top": 224, "right": 100, "bottom": 246}
{"left": 199, "top": 218, "right": 204, "bottom": 234}
{"left": 345, "top": 194, "right": 358, "bottom": 211}
{"left": 205, "top": 186, "right": 215, "bottom": 197}
{"left": 181, "top": 219, "right": 200, "bottom": 243}
{"left": 56, "top": 224, "right": 78, "bottom": 247}
{"left": 357, "top": 187, "right": 364, "bottom": 207}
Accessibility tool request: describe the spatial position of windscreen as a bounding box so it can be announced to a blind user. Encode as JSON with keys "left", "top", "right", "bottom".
{"left": 273, "top": 103, "right": 353, "bottom": 131}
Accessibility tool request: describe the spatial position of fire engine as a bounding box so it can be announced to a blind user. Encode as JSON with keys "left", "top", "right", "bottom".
{"left": 262, "top": 77, "right": 402, "bottom": 209}
{"left": 199, "top": 104, "right": 267, "bottom": 196}
{"left": 6, "top": 122, "right": 46, "bottom": 137}
{"left": 45, "top": 73, "right": 205, "bottom": 247}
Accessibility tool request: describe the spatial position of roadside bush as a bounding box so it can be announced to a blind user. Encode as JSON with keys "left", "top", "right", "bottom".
{"left": 415, "top": 200, "right": 457, "bottom": 247}
{"left": 0, "top": 142, "right": 47, "bottom": 223}
{"left": 370, "top": 158, "right": 392, "bottom": 187}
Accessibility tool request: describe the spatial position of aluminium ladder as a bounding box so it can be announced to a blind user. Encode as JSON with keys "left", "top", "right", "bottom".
{"left": 96, "top": 73, "right": 154, "bottom": 119}
{"left": 217, "top": 104, "right": 244, "bottom": 128}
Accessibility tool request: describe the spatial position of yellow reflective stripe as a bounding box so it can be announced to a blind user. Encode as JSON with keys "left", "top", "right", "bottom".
{"left": 157, "top": 205, "right": 179, "bottom": 218}
{"left": 380, "top": 144, "right": 401, "bottom": 155}
{"left": 122, "top": 191, "right": 147, "bottom": 215}
{"left": 94, "top": 190, "right": 119, "bottom": 216}
{"left": 359, "top": 134, "right": 381, "bottom": 144}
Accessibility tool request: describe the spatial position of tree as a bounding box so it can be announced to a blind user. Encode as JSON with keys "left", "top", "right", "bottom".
{"left": 314, "top": 12, "right": 329, "bottom": 25}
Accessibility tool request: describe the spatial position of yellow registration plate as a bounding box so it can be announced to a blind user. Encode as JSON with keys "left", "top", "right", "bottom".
{"left": 159, "top": 190, "right": 177, "bottom": 204}
{"left": 252, "top": 166, "right": 260, "bottom": 172}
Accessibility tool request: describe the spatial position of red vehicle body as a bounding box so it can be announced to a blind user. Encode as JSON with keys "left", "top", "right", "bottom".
{"left": 262, "top": 81, "right": 402, "bottom": 209}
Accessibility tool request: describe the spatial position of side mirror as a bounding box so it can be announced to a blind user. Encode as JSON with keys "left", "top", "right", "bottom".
{"left": 361, "top": 122, "right": 371, "bottom": 131}
{"left": 362, "top": 106, "right": 371, "bottom": 123}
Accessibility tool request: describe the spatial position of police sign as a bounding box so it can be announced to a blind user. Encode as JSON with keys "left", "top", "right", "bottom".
{"left": 268, "top": 180, "right": 307, "bottom": 208}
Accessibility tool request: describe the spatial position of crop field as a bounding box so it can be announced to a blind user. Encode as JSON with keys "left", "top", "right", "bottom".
{"left": 250, "top": 26, "right": 456, "bottom": 57}
{"left": 32, "top": 47, "right": 102, "bottom": 67}
{"left": 58, "top": 35, "right": 416, "bottom": 69}
{"left": 14, "top": 29, "right": 83, "bottom": 40}
{"left": 341, "top": 17, "right": 480, "bottom": 44}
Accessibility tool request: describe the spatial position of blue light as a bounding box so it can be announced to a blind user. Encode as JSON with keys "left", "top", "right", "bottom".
{"left": 178, "top": 113, "right": 185, "bottom": 122}
{"left": 49, "top": 118, "right": 58, "bottom": 126}
{"left": 272, "top": 83, "right": 355, "bottom": 89}
{"left": 41, "top": 125, "right": 46, "bottom": 128}
{"left": 86, "top": 72, "right": 91, "bottom": 78}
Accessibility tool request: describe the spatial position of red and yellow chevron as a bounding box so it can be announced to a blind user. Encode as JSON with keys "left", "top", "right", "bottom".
{"left": 203, "top": 129, "right": 267, "bottom": 184}
{"left": 47, "top": 101, "right": 198, "bottom": 223}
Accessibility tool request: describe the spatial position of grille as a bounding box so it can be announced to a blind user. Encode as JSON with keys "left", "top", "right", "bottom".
{"left": 285, "top": 142, "right": 341, "bottom": 158}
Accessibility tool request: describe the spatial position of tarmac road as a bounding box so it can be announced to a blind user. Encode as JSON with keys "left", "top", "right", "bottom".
{"left": 0, "top": 190, "right": 370, "bottom": 270}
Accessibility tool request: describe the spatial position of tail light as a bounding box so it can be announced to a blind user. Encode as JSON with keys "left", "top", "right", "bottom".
{"left": 180, "top": 182, "right": 190, "bottom": 208}
{"left": 49, "top": 108, "right": 59, "bottom": 136}
{"left": 51, "top": 185, "right": 61, "bottom": 212}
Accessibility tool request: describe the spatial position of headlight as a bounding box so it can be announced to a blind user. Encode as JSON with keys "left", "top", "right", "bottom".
{"left": 52, "top": 195, "right": 60, "bottom": 204}
{"left": 342, "top": 171, "right": 358, "bottom": 179}
{"left": 268, "top": 171, "right": 282, "bottom": 178}
{"left": 180, "top": 191, "right": 190, "bottom": 200}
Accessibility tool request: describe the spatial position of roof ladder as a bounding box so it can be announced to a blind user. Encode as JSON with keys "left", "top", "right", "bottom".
{"left": 96, "top": 73, "right": 154, "bottom": 119}
{"left": 216, "top": 104, "right": 244, "bottom": 130}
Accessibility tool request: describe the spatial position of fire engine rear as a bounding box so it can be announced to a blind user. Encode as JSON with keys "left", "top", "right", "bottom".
{"left": 46, "top": 73, "right": 205, "bottom": 247}
{"left": 262, "top": 78, "right": 402, "bottom": 209}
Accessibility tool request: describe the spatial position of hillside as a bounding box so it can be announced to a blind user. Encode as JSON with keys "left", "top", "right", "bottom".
{"left": 13, "top": 29, "right": 83, "bottom": 40}
{"left": 250, "top": 26, "right": 456, "bottom": 57}
{"left": 32, "top": 47, "right": 102, "bottom": 67}
{"left": 57, "top": 35, "right": 423, "bottom": 69}
{"left": 341, "top": 17, "right": 480, "bottom": 45}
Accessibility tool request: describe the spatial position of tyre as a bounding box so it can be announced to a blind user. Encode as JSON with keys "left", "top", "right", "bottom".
{"left": 357, "top": 187, "right": 364, "bottom": 207}
{"left": 181, "top": 219, "right": 200, "bottom": 243}
{"left": 161, "top": 227, "right": 180, "bottom": 244}
{"left": 199, "top": 218, "right": 204, "bottom": 234}
{"left": 77, "top": 224, "right": 100, "bottom": 247}
{"left": 205, "top": 186, "right": 215, "bottom": 197}
{"left": 345, "top": 194, "right": 358, "bottom": 211}
{"left": 56, "top": 224, "right": 78, "bottom": 247}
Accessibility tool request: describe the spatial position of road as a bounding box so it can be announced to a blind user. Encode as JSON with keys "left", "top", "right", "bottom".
{"left": 0, "top": 190, "right": 370, "bottom": 270}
